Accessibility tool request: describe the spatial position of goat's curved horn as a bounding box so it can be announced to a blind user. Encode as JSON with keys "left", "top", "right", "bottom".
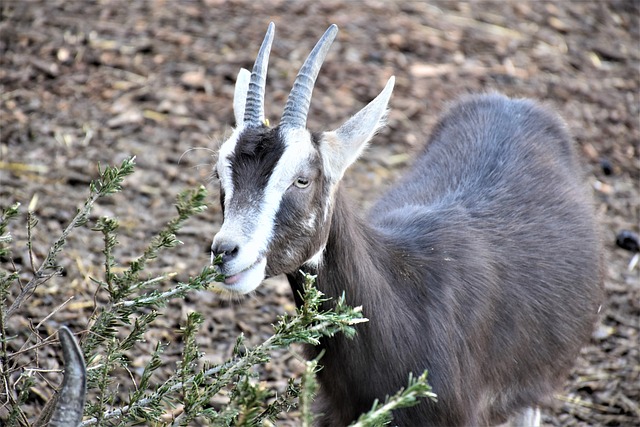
{"left": 281, "top": 24, "right": 338, "bottom": 129}
{"left": 49, "top": 326, "right": 87, "bottom": 427}
{"left": 244, "top": 22, "right": 275, "bottom": 127}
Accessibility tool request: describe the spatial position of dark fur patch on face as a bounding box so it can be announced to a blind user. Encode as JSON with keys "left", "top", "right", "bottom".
{"left": 228, "top": 127, "right": 286, "bottom": 204}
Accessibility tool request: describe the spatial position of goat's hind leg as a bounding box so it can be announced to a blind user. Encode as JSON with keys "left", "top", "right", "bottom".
{"left": 507, "top": 407, "right": 541, "bottom": 427}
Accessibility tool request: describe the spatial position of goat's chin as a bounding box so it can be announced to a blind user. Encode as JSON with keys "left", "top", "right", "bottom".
{"left": 215, "top": 257, "right": 267, "bottom": 295}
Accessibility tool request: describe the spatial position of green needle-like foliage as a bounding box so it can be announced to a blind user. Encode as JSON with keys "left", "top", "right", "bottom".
{"left": 0, "top": 202, "right": 20, "bottom": 259}
{"left": 300, "top": 360, "right": 320, "bottom": 427}
{"left": 349, "top": 371, "right": 437, "bottom": 427}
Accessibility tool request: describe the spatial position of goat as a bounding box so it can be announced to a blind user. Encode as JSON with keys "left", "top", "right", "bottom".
{"left": 210, "top": 23, "right": 603, "bottom": 426}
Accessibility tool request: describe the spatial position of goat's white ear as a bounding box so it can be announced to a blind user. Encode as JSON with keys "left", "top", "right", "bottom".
{"left": 233, "top": 68, "right": 251, "bottom": 127}
{"left": 321, "top": 76, "right": 395, "bottom": 181}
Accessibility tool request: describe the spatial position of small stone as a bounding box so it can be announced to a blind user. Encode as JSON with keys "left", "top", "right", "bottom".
{"left": 599, "top": 158, "right": 613, "bottom": 176}
{"left": 107, "top": 108, "right": 144, "bottom": 128}
{"left": 616, "top": 230, "right": 640, "bottom": 253}
{"left": 57, "top": 47, "right": 71, "bottom": 63}
{"left": 181, "top": 69, "right": 206, "bottom": 89}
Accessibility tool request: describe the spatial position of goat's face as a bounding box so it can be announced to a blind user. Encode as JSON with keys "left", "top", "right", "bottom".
{"left": 212, "top": 126, "right": 330, "bottom": 293}
{"left": 211, "top": 23, "right": 393, "bottom": 294}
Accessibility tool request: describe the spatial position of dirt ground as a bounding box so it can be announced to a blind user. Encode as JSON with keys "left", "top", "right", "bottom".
{"left": 1, "top": 1, "right": 638, "bottom": 426}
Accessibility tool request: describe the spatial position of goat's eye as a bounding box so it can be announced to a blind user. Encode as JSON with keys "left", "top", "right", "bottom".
{"left": 293, "top": 177, "right": 310, "bottom": 189}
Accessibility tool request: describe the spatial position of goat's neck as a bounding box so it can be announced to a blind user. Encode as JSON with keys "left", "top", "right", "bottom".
{"left": 288, "top": 186, "right": 394, "bottom": 308}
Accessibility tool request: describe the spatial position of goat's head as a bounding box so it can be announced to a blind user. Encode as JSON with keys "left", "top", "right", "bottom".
{"left": 211, "top": 23, "right": 394, "bottom": 294}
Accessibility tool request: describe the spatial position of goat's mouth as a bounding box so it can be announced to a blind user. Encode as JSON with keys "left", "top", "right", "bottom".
{"left": 224, "top": 259, "right": 261, "bottom": 285}
{"left": 216, "top": 256, "right": 267, "bottom": 294}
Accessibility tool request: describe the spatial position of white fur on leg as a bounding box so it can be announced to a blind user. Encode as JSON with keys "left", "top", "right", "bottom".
{"left": 508, "top": 407, "right": 541, "bottom": 427}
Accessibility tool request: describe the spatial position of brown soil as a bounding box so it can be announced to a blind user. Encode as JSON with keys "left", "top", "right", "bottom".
{"left": 1, "top": 1, "right": 638, "bottom": 426}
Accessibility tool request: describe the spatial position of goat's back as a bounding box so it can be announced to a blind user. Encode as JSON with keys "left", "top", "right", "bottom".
{"left": 363, "top": 94, "right": 603, "bottom": 424}
{"left": 375, "top": 94, "right": 587, "bottom": 213}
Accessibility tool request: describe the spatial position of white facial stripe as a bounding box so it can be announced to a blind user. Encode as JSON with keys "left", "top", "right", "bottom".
{"left": 270, "top": 128, "right": 317, "bottom": 191}
{"left": 217, "top": 126, "right": 244, "bottom": 203}
{"left": 254, "top": 127, "right": 317, "bottom": 244}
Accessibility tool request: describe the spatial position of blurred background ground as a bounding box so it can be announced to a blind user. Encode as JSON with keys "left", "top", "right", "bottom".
{"left": 0, "top": 0, "right": 638, "bottom": 425}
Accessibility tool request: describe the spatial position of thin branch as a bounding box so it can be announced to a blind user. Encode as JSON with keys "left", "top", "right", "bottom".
{"left": 6, "top": 207, "right": 93, "bottom": 318}
{"left": 35, "top": 296, "right": 74, "bottom": 329}
{"left": 5, "top": 157, "right": 135, "bottom": 318}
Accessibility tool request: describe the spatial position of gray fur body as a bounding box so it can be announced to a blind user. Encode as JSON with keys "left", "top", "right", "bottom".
{"left": 287, "top": 94, "right": 603, "bottom": 425}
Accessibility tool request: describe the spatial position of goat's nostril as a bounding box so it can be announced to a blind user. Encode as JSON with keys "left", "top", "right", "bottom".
{"left": 211, "top": 240, "right": 240, "bottom": 263}
{"left": 224, "top": 246, "right": 239, "bottom": 258}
